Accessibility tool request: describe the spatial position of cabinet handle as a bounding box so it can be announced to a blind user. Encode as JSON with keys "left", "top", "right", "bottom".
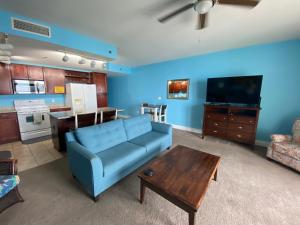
{"left": 214, "top": 123, "right": 219, "bottom": 126}
{"left": 238, "top": 126, "right": 243, "bottom": 129}
{"left": 213, "top": 130, "right": 218, "bottom": 133}
{"left": 208, "top": 115, "right": 211, "bottom": 118}
{"left": 249, "top": 120, "right": 253, "bottom": 123}
{"left": 223, "top": 117, "right": 226, "bottom": 120}
{"left": 231, "top": 118, "right": 234, "bottom": 121}
{"left": 237, "top": 134, "right": 242, "bottom": 138}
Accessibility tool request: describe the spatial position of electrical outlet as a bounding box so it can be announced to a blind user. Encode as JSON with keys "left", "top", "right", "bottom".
{"left": 51, "top": 98, "right": 55, "bottom": 103}
{"left": 158, "top": 96, "right": 162, "bottom": 100}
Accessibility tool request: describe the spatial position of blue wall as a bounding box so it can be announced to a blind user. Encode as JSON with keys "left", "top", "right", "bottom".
{"left": 108, "top": 40, "right": 300, "bottom": 141}
{"left": 0, "top": 94, "right": 64, "bottom": 107}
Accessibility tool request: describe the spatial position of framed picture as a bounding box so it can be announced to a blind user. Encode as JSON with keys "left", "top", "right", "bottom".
{"left": 167, "top": 79, "right": 190, "bottom": 100}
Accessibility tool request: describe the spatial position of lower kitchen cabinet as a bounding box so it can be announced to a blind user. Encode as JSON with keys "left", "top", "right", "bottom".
{"left": 0, "top": 112, "right": 20, "bottom": 144}
{"left": 97, "top": 93, "right": 108, "bottom": 107}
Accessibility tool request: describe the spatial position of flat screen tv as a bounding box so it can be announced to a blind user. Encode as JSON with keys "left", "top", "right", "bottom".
{"left": 206, "top": 75, "right": 263, "bottom": 106}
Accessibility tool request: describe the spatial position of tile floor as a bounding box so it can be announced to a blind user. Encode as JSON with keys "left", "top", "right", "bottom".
{"left": 0, "top": 139, "right": 63, "bottom": 172}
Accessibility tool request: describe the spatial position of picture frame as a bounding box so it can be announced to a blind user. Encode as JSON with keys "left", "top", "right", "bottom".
{"left": 167, "top": 79, "right": 190, "bottom": 100}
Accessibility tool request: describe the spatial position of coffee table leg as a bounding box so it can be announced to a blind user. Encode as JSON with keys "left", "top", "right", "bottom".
{"left": 140, "top": 180, "right": 145, "bottom": 204}
{"left": 213, "top": 169, "right": 218, "bottom": 181}
{"left": 189, "top": 212, "right": 195, "bottom": 225}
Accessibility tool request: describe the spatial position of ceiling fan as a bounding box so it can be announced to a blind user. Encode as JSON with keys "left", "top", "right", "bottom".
{"left": 158, "top": 0, "right": 260, "bottom": 30}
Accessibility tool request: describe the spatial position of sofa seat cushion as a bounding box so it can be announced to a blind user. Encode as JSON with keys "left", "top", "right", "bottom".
{"left": 123, "top": 115, "right": 152, "bottom": 140}
{"left": 129, "top": 131, "right": 169, "bottom": 153}
{"left": 96, "top": 142, "right": 146, "bottom": 177}
{"left": 75, "top": 119, "right": 127, "bottom": 154}
{"left": 272, "top": 142, "right": 300, "bottom": 160}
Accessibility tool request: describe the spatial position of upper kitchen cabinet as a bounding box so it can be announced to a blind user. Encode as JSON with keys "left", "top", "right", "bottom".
{"left": 65, "top": 70, "right": 90, "bottom": 84}
{"left": 10, "top": 64, "right": 28, "bottom": 79}
{"left": 91, "top": 73, "right": 107, "bottom": 94}
{"left": 27, "top": 66, "right": 44, "bottom": 80}
{"left": 0, "top": 63, "right": 13, "bottom": 94}
{"left": 43, "top": 68, "right": 66, "bottom": 94}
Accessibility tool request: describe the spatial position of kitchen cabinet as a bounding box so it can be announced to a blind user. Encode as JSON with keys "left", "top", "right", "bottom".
{"left": 97, "top": 93, "right": 108, "bottom": 107}
{"left": 91, "top": 73, "right": 107, "bottom": 93}
{"left": 65, "top": 70, "right": 90, "bottom": 84}
{"left": 0, "top": 63, "right": 13, "bottom": 94}
{"left": 43, "top": 68, "right": 66, "bottom": 94}
{"left": 0, "top": 112, "right": 20, "bottom": 144}
{"left": 10, "top": 64, "right": 28, "bottom": 80}
{"left": 91, "top": 73, "right": 108, "bottom": 107}
{"left": 27, "top": 66, "right": 44, "bottom": 80}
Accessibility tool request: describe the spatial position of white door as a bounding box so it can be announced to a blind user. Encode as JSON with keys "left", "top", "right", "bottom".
{"left": 83, "top": 84, "right": 97, "bottom": 113}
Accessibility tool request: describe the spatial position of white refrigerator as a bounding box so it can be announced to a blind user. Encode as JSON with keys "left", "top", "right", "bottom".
{"left": 65, "top": 83, "right": 98, "bottom": 115}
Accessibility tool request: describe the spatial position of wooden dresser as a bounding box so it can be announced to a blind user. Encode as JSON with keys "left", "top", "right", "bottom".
{"left": 202, "top": 104, "right": 260, "bottom": 145}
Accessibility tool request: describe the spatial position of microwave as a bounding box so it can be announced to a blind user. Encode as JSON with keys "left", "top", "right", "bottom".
{"left": 13, "top": 80, "right": 46, "bottom": 94}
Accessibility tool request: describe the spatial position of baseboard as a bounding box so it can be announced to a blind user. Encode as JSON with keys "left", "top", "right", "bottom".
{"left": 171, "top": 124, "right": 202, "bottom": 134}
{"left": 255, "top": 140, "right": 269, "bottom": 147}
{"left": 171, "top": 124, "right": 269, "bottom": 147}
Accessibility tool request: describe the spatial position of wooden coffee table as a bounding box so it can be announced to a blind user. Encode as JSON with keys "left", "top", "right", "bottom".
{"left": 138, "top": 145, "right": 220, "bottom": 225}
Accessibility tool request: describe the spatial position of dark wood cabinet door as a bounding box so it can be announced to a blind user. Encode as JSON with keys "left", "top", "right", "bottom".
{"left": 97, "top": 93, "right": 108, "bottom": 107}
{"left": 0, "top": 113, "right": 20, "bottom": 144}
{"left": 28, "top": 66, "right": 44, "bottom": 80}
{"left": 43, "top": 68, "right": 66, "bottom": 94}
{"left": 10, "top": 64, "right": 28, "bottom": 79}
{"left": 91, "top": 73, "right": 107, "bottom": 93}
{"left": 0, "top": 63, "right": 13, "bottom": 94}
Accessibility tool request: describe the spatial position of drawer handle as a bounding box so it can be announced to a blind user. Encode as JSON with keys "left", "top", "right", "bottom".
{"left": 237, "top": 134, "right": 242, "bottom": 138}
{"left": 238, "top": 126, "right": 243, "bottom": 129}
{"left": 231, "top": 118, "right": 234, "bottom": 121}
{"left": 214, "top": 123, "right": 219, "bottom": 126}
{"left": 213, "top": 130, "right": 218, "bottom": 133}
{"left": 249, "top": 120, "right": 253, "bottom": 123}
{"left": 223, "top": 117, "right": 226, "bottom": 120}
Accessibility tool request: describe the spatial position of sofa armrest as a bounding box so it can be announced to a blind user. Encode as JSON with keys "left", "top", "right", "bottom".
{"left": 270, "top": 134, "right": 292, "bottom": 142}
{"left": 66, "top": 141, "right": 103, "bottom": 197}
{"left": 151, "top": 122, "right": 172, "bottom": 134}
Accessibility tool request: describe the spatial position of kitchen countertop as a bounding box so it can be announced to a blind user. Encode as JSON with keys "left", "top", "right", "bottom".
{"left": 0, "top": 107, "right": 16, "bottom": 114}
{"left": 49, "top": 107, "right": 120, "bottom": 119}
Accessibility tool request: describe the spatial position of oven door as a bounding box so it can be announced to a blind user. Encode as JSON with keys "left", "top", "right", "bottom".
{"left": 17, "top": 111, "right": 50, "bottom": 132}
{"left": 13, "top": 80, "right": 45, "bottom": 94}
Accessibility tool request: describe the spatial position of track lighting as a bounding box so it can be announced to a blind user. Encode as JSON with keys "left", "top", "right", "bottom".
{"left": 78, "top": 58, "right": 86, "bottom": 65}
{"left": 62, "top": 53, "right": 69, "bottom": 62}
{"left": 90, "top": 60, "right": 96, "bottom": 68}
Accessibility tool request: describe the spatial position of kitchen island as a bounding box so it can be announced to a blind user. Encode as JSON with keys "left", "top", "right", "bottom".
{"left": 49, "top": 107, "right": 119, "bottom": 151}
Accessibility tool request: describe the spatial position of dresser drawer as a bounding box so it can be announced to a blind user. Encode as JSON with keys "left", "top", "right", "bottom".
{"left": 227, "top": 131, "right": 253, "bottom": 144}
{"left": 228, "top": 115, "right": 256, "bottom": 125}
{"left": 206, "top": 113, "right": 228, "bottom": 122}
{"left": 228, "top": 123, "right": 255, "bottom": 133}
{"left": 207, "top": 120, "right": 227, "bottom": 129}
{"left": 205, "top": 127, "right": 227, "bottom": 138}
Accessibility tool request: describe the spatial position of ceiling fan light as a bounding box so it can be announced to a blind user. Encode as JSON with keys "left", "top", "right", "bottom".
{"left": 195, "top": 0, "right": 213, "bottom": 14}
{"left": 0, "top": 50, "right": 11, "bottom": 57}
{"left": 0, "top": 43, "right": 14, "bottom": 50}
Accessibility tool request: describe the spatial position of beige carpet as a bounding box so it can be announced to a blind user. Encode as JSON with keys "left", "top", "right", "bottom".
{"left": 1, "top": 129, "right": 300, "bottom": 225}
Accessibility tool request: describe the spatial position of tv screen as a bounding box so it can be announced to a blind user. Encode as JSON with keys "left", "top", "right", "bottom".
{"left": 206, "top": 75, "right": 263, "bottom": 105}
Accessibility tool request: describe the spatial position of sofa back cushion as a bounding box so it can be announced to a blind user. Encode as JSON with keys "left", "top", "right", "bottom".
{"left": 75, "top": 119, "right": 127, "bottom": 153}
{"left": 123, "top": 115, "right": 152, "bottom": 140}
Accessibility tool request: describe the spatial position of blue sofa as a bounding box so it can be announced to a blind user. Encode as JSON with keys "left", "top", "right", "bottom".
{"left": 65, "top": 115, "right": 172, "bottom": 200}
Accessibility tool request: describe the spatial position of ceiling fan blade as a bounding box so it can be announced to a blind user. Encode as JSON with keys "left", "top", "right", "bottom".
{"left": 218, "top": 0, "right": 259, "bottom": 7}
{"left": 197, "top": 13, "right": 208, "bottom": 30}
{"left": 158, "top": 3, "right": 194, "bottom": 23}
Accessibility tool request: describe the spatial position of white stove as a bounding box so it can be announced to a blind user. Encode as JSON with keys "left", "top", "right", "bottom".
{"left": 14, "top": 100, "right": 51, "bottom": 141}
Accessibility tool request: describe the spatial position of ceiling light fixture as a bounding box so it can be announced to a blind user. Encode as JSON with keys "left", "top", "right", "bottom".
{"left": 194, "top": 0, "right": 213, "bottom": 14}
{"left": 90, "top": 60, "right": 96, "bottom": 68}
{"left": 62, "top": 52, "right": 69, "bottom": 62}
{"left": 78, "top": 58, "right": 86, "bottom": 65}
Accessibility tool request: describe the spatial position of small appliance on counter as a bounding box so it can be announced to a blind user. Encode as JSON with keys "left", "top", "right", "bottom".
{"left": 65, "top": 83, "right": 98, "bottom": 115}
{"left": 14, "top": 100, "right": 51, "bottom": 142}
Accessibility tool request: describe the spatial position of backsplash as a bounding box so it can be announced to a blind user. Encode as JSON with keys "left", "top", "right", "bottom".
{"left": 0, "top": 94, "right": 65, "bottom": 107}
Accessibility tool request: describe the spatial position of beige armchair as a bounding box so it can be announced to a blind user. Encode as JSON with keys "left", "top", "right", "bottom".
{"left": 267, "top": 119, "right": 300, "bottom": 172}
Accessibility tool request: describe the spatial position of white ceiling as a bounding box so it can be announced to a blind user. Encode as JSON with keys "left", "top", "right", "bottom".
{"left": 1, "top": 0, "right": 300, "bottom": 67}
